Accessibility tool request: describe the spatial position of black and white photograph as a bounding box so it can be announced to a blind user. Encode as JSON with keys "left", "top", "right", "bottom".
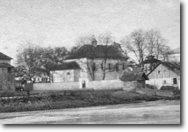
{"left": 0, "top": 0, "right": 180, "bottom": 124}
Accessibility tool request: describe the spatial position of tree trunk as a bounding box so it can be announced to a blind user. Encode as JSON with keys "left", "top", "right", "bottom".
{"left": 102, "top": 59, "right": 107, "bottom": 80}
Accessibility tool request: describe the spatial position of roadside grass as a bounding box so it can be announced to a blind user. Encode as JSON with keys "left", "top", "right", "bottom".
{"left": 0, "top": 89, "right": 180, "bottom": 113}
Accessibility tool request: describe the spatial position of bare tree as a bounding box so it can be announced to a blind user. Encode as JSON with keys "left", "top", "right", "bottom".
{"left": 145, "top": 29, "right": 169, "bottom": 60}
{"left": 158, "top": 44, "right": 171, "bottom": 61}
{"left": 75, "top": 35, "right": 97, "bottom": 47}
{"left": 121, "top": 29, "right": 147, "bottom": 66}
{"left": 121, "top": 29, "right": 171, "bottom": 66}
{"left": 73, "top": 35, "right": 98, "bottom": 81}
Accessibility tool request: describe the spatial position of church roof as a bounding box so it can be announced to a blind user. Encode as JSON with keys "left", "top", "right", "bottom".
{"left": 0, "top": 63, "right": 14, "bottom": 68}
{"left": 66, "top": 44, "right": 128, "bottom": 60}
{"left": 47, "top": 61, "right": 80, "bottom": 71}
{"left": 147, "top": 62, "right": 180, "bottom": 76}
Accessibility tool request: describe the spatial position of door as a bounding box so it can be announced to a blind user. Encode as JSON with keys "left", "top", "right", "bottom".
{"left": 82, "top": 80, "right": 86, "bottom": 88}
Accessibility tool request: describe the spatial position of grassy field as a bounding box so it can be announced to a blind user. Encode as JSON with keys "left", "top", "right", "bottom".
{"left": 0, "top": 89, "right": 180, "bottom": 113}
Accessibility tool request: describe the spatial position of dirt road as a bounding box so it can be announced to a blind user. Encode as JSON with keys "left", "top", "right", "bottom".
{"left": 0, "top": 100, "right": 180, "bottom": 124}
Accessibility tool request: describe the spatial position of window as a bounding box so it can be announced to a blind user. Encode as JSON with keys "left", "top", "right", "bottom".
{"left": 163, "top": 80, "right": 166, "bottom": 84}
{"left": 108, "top": 63, "right": 111, "bottom": 70}
{"left": 173, "top": 78, "right": 177, "bottom": 84}
{"left": 67, "top": 72, "right": 70, "bottom": 75}
{"left": 158, "top": 70, "right": 160, "bottom": 74}
{"left": 116, "top": 64, "right": 119, "bottom": 71}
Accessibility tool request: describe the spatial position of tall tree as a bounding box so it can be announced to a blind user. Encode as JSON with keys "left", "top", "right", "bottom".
{"left": 16, "top": 42, "right": 69, "bottom": 78}
{"left": 98, "top": 33, "right": 114, "bottom": 80}
{"left": 121, "top": 29, "right": 171, "bottom": 65}
{"left": 72, "top": 35, "right": 97, "bottom": 80}
{"left": 145, "top": 29, "right": 170, "bottom": 60}
{"left": 121, "top": 30, "right": 147, "bottom": 66}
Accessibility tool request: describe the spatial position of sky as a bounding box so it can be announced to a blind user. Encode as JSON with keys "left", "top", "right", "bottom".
{"left": 0, "top": 0, "right": 180, "bottom": 63}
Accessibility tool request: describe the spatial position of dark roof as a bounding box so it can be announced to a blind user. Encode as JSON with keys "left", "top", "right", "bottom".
{"left": 142, "top": 58, "right": 161, "bottom": 64}
{"left": 142, "top": 56, "right": 161, "bottom": 64}
{"left": 47, "top": 61, "right": 80, "bottom": 71}
{"left": 66, "top": 45, "right": 128, "bottom": 60}
{"left": 0, "top": 52, "right": 12, "bottom": 60}
{"left": 147, "top": 62, "right": 180, "bottom": 76}
{"left": 0, "top": 63, "right": 14, "bottom": 68}
{"left": 161, "top": 62, "right": 180, "bottom": 75}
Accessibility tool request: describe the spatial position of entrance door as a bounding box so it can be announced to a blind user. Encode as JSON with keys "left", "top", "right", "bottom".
{"left": 82, "top": 80, "right": 86, "bottom": 88}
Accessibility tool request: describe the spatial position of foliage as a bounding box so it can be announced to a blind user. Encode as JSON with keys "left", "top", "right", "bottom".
{"left": 120, "top": 69, "right": 142, "bottom": 82}
{"left": 145, "top": 84, "right": 158, "bottom": 90}
{"left": 16, "top": 43, "right": 69, "bottom": 78}
{"left": 160, "top": 86, "right": 179, "bottom": 91}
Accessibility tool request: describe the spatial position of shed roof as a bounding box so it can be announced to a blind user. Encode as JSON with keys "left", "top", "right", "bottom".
{"left": 0, "top": 52, "right": 12, "bottom": 60}
{"left": 147, "top": 62, "right": 180, "bottom": 76}
{"left": 0, "top": 63, "right": 14, "bottom": 68}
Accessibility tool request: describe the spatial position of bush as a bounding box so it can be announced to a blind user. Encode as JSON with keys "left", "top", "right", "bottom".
{"left": 120, "top": 71, "right": 139, "bottom": 82}
{"left": 145, "top": 84, "right": 157, "bottom": 90}
{"left": 173, "top": 89, "right": 180, "bottom": 95}
{"left": 15, "top": 86, "right": 24, "bottom": 92}
{"left": 0, "top": 91, "right": 16, "bottom": 97}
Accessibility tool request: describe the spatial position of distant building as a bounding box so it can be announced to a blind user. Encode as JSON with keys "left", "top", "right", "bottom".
{"left": 166, "top": 47, "right": 180, "bottom": 63}
{"left": 146, "top": 62, "right": 180, "bottom": 89}
{"left": 0, "top": 52, "right": 15, "bottom": 91}
{"left": 48, "top": 61, "right": 80, "bottom": 83}
{"left": 47, "top": 44, "right": 129, "bottom": 88}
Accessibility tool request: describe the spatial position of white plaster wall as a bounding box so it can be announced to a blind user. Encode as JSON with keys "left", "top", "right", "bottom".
{"left": 33, "top": 80, "right": 135, "bottom": 91}
{"left": 65, "top": 58, "right": 128, "bottom": 81}
{"left": 33, "top": 82, "right": 79, "bottom": 91}
{"left": 146, "top": 77, "right": 180, "bottom": 89}
{"left": 87, "top": 80, "right": 123, "bottom": 90}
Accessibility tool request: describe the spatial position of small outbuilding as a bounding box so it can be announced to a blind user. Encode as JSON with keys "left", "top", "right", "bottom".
{"left": 146, "top": 62, "right": 180, "bottom": 89}
{"left": 47, "top": 61, "right": 81, "bottom": 83}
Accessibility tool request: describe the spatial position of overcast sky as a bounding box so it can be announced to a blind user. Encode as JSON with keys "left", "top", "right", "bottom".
{"left": 0, "top": 0, "right": 180, "bottom": 62}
